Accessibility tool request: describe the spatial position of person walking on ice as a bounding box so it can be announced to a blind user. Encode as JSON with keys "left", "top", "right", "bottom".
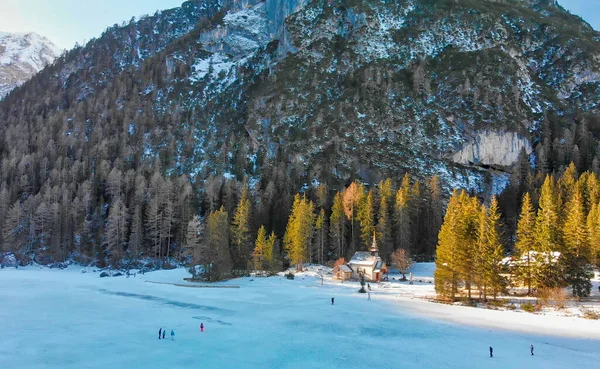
{"left": 489, "top": 347, "right": 493, "bottom": 358}
{"left": 171, "top": 330, "right": 175, "bottom": 341}
{"left": 162, "top": 329, "right": 166, "bottom": 339}
{"left": 158, "top": 328, "right": 162, "bottom": 340}
{"left": 331, "top": 297, "right": 335, "bottom": 305}
{"left": 530, "top": 345, "right": 534, "bottom": 356}
{"left": 200, "top": 323, "right": 204, "bottom": 332}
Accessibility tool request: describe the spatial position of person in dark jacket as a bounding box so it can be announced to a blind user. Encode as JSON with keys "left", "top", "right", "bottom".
{"left": 489, "top": 347, "right": 493, "bottom": 358}
{"left": 200, "top": 323, "right": 204, "bottom": 332}
{"left": 530, "top": 345, "right": 534, "bottom": 356}
{"left": 171, "top": 330, "right": 175, "bottom": 341}
{"left": 159, "top": 328, "right": 162, "bottom": 340}
{"left": 162, "top": 329, "right": 166, "bottom": 339}
{"left": 331, "top": 297, "right": 335, "bottom": 305}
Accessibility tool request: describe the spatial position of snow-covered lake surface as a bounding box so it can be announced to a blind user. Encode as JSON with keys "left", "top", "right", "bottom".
{"left": 2, "top": 265, "right": 600, "bottom": 369}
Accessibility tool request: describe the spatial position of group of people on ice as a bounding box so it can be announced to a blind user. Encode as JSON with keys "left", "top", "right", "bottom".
{"left": 158, "top": 328, "right": 175, "bottom": 340}
{"left": 489, "top": 345, "right": 534, "bottom": 358}
{"left": 158, "top": 323, "right": 204, "bottom": 340}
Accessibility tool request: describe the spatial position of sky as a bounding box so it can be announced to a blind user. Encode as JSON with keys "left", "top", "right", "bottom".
{"left": 0, "top": 0, "right": 598, "bottom": 50}
{"left": 0, "top": 0, "right": 184, "bottom": 49}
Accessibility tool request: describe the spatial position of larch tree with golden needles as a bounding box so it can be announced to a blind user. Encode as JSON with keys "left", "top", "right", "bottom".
{"left": 284, "top": 194, "right": 316, "bottom": 271}
{"left": 329, "top": 192, "right": 346, "bottom": 259}
{"left": 434, "top": 190, "right": 461, "bottom": 299}
{"left": 514, "top": 193, "right": 537, "bottom": 294}
{"left": 357, "top": 188, "right": 374, "bottom": 250}
{"left": 394, "top": 173, "right": 412, "bottom": 253}
{"left": 343, "top": 182, "right": 360, "bottom": 254}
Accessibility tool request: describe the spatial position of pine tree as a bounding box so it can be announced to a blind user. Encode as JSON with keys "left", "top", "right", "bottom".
{"left": 343, "top": 182, "right": 360, "bottom": 254}
{"left": 434, "top": 190, "right": 461, "bottom": 299}
{"left": 588, "top": 202, "right": 600, "bottom": 267}
{"left": 185, "top": 215, "right": 200, "bottom": 262}
{"left": 104, "top": 198, "right": 128, "bottom": 266}
{"left": 283, "top": 195, "right": 316, "bottom": 270}
{"left": 394, "top": 173, "right": 412, "bottom": 253}
{"left": 454, "top": 191, "right": 479, "bottom": 300}
{"left": 357, "top": 189, "right": 374, "bottom": 250}
{"left": 481, "top": 197, "right": 506, "bottom": 300}
{"left": 564, "top": 187, "right": 592, "bottom": 297}
{"left": 535, "top": 175, "right": 562, "bottom": 253}
{"left": 329, "top": 192, "right": 346, "bottom": 259}
{"left": 128, "top": 205, "right": 144, "bottom": 258}
{"left": 376, "top": 195, "right": 393, "bottom": 263}
{"left": 514, "top": 193, "right": 537, "bottom": 294}
{"left": 252, "top": 225, "right": 268, "bottom": 271}
{"left": 206, "top": 206, "right": 232, "bottom": 277}
{"left": 231, "top": 186, "right": 252, "bottom": 269}
{"left": 314, "top": 208, "right": 327, "bottom": 264}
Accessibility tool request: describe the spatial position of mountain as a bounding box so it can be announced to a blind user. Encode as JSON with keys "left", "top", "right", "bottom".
{"left": 0, "top": 31, "right": 62, "bottom": 99}
{"left": 0, "top": 0, "right": 599, "bottom": 265}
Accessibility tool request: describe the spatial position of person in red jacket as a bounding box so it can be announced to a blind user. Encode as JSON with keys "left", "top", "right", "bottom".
{"left": 200, "top": 323, "right": 204, "bottom": 332}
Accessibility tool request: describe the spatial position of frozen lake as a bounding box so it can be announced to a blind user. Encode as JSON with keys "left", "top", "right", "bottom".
{"left": 1, "top": 266, "right": 599, "bottom": 369}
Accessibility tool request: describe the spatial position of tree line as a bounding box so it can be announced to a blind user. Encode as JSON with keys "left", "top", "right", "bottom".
{"left": 189, "top": 175, "right": 445, "bottom": 277}
{"left": 435, "top": 163, "right": 600, "bottom": 300}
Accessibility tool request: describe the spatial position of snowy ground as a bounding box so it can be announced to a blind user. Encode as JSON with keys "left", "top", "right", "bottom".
{"left": 2, "top": 265, "right": 600, "bottom": 369}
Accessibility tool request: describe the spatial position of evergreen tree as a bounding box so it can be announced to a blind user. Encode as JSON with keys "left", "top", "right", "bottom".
{"left": 394, "top": 173, "right": 412, "bottom": 253}
{"left": 185, "top": 215, "right": 200, "bottom": 263}
{"left": 329, "top": 192, "right": 346, "bottom": 259}
{"left": 564, "top": 187, "right": 593, "bottom": 297}
{"left": 283, "top": 195, "right": 316, "bottom": 270}
{"left": 252, "top": 225, "right": 268, "bottom": 271}
{"left": 454, "top": 191, "right": 479, "bottom": 300}
{"left": 342, "top": 182, "right": 360, "bottom": 254}
{"left": 535, "top": 175, "right": 562, "bottom": 253}
{"left": 357, "top": 189, "right": 374, "bottom": 250}
{"left": 376, "top": 195, "right": 393, "bottom": 263}
{"left": 231, "top": 186, "right": 252, "bottom": 269}
{"left": 514, "top": 193, "right": 537, "bottom": 294}
{"left": 104, "top": 198, "right": 128, "bottom": 265}
{"left": 314, "top": 208, "right": 327, "bottom": 264}
{"left": 205, "top": 206, "right": 232, "bottom": 277}
{"left": 434, "top": 190, "right": 461, "bottom": 299}
{"left": 480, "top": 197, "right": 506, "bottom": 300}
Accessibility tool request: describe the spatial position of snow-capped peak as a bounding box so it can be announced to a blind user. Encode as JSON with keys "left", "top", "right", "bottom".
{"left": 0, "top": 31, "right": 62, "bottom": 99}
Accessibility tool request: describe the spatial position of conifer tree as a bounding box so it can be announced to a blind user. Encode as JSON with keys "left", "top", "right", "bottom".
{"left": 454, "top": 191, "right": 479, "bottom": 300}
{"left": 252, "top": 225, "right": 268, "bottom": 271}
{"left": 376, "top": 195, "right": 393, "bottom": 263}
{"left": 434, "top": 190, "right": 461, "bottom": 299}
{"left": 329, "top": 192, "right": 346, "bottom": 259}
{"left": 535, "top": 175, "right": 562, "bottom": 253}
{"left": 283, "top": 194, "right": 316, "bottom": 270}
{"left": 514, "top": 193, "right": 537, "bottom": 294}
{"left": 104, "top": 198, "right": 128, "bottom": 265}
{"left": 185, "top": 215, "right": 200, "bottom": 262}
{"left": 564, "top": 187, "right": 593, "bottom": 297}
{"left": 357, "top": 189, "right": 374, "bottom": 250}
{"left": 394, "top": 173, "right": 412, "bottom": 253}
{"left": 481, "top": 197, "right": 506, "bottom": 300}
{"left": 588, "top": 202, "right": 600, "bottom": 267}
{"left": 231, "top": 186, "right": 252, "bottom": 268}
{"left": 206, "top": 206, "right": 232, "bottom": 277}
{"left": 343, "top": 182, "right": 360, "bottom": 254}
{"left": 314, "top": 208, "right": 327, "bottom": 265}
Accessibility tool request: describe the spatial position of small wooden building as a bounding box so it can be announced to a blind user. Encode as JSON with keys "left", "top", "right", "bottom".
{"left": 332, "top": 264, "right": 352, "bottom": 280}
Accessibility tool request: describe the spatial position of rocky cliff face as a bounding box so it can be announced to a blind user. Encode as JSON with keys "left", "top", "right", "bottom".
{"left": 1, "top": 0, "right": 599, "bottom": 194}
{"left": 0, "top": 32, "right": 61, "bottom": 99}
